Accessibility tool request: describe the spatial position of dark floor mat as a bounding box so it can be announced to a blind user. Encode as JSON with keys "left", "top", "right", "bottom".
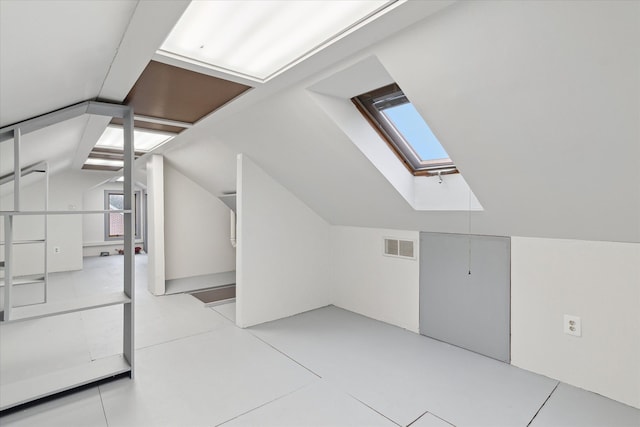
{"left": 191, "top": 285, "right": 236, "bottom": 305}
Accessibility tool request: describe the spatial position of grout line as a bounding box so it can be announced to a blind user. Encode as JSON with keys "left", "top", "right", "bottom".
{"left": 246, "top": 330, "right": 323, "bottom": 379}
{"left": 345, "top": 392, "right": 402, "bottom": 426}
{"left": 426, "top": 412, "right": 455, "bottom": 426}
{"left": 206, "top": 305, "right": 323, "bottom": 378}
{"left": 209, "top": 306, "right": 236, "bottom": 323}
{"left": 134, "top": 329, "right": 215, "bottom": 352}
{"left": 214, "top": 383, "right": 313, "bottom": 426}
{"left": 406, "top": 410, "right": 430, "bottom": 426}
{"left": 97, "top": 385, "right": 110, "bottom": 427}
{"left": 408, "top": 411, "right": 455, "bottom": 427}
{"left": 527, "top": 382, "right": 560, "bottom": 427}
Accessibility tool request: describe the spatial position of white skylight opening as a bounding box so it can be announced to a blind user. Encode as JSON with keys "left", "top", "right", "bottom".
{"left": 95, "top": 126, "right": 174, "bottom": 153}
{"left": 159, "top": 0, "right": 396, "bottom": 82}
{"left": 82, "top": 126, "right": 175, "bottom": 171}
{"left": 84, "top": 158, "right": 124, "bottom": 168}
{"left": 353, "top": 83, "right": 457, "bottom": 176}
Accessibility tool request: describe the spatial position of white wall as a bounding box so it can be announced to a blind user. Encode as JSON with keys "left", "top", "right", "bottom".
{"left": 236, "top": 154, "right": 331, "bottom": 328}
{"left": 0, "top": 171, "right": 106, "bottom": 275}
{"left": 308, "top": 61, "right": 483, "bottom": 212}
{"left": 182, "top": 0, "right": 639, "bottom": 243}
{"left": 146, "top": 154, "right": 165, "bottom": 295}
{"left": 331, "top": 226, "right": 420, "bottom": 333}
{"left": 327, "top": 229, "right": 640, "bottom": 408}
{"left": 373, "top": 0, "right": 640, "bottom": 242}
{"left": 163, "top": 160, "right": 235, "bottom": 281}
{"left": 511, "top": 237, "right": 640, "bottom": 409}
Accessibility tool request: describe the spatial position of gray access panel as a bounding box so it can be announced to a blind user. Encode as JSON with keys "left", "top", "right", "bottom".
{"left": 419, "top": 232, "right": 510, "bottom": 363}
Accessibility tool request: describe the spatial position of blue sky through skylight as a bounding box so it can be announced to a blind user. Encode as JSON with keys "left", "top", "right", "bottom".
{"left": 383, "top": 103, "right": 449, "bottom": 161}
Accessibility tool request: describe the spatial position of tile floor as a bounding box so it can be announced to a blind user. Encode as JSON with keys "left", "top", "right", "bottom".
{"left": 1, "top": 256, "right": 639, "bottom": 427}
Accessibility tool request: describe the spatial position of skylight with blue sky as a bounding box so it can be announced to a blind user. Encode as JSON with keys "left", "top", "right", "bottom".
{"left": 382, "top": 103, "right": 449, "bottom": 162}
{"left": 353, "top": 83, "right": 455, "bottom": 175}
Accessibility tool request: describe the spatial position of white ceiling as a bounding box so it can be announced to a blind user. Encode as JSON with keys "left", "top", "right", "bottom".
{"left": 1, "top": 1, "right": 638, "bottom": 243}
{"left": 164, "top": 0, "right": 640, "bottom": 243}
{"left": 0, "top": 115, "right": 87, "bottom": 177}
{"left": 0, "top": 1, "right": 137, "bottom": 127}
{"left": 0, "top": 0, "right": 189, "bottom": 178}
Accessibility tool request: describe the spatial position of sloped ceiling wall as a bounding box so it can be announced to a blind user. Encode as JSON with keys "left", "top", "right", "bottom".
{"left": 0, "top": 0, "right": 137, "bottom": 127}
{"left": 165, "top": 0, "right": 639, "bottom": 243}
{"left": 0, "top": 0, "right": 189, "bottom": 177}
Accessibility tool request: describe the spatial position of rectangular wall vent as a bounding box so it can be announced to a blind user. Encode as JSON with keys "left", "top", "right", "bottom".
{"left": 383, "top": 238, "right": 416, "bottom": 260}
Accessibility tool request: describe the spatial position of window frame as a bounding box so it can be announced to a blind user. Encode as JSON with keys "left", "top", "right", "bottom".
{"left": 104, "top": 190, "right": 141, "bottom": 241}
{"left": 352, "top": 83, "right": 458, "bottom": 176}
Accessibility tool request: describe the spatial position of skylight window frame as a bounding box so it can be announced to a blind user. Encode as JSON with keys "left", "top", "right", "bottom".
{"left": 82, "top": 125, "right": 175, "bottom": 171}
{"left": 95, "top": 125, "right": 174, "bottom": 153}
{"left": 352, "top": 83, "right": 457, "bottom": 176}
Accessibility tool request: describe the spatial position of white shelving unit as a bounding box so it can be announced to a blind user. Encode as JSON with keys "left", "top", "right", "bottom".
{"left": 0, "top": 101, "right": 136, "bottom": 411}
{"left": 0, "top": 161, "right": 49, "bottom": 307}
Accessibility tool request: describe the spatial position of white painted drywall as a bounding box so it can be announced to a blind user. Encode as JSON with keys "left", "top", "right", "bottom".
{"left": 511, "top": 237, "right": 640, "bottom": 409}
{"left": 0, "top": 170, "right": 109, "bottom": 275}
{"left": 163, "top": 161, "right": 236, "bottom": 280}
{"left": 373, "top": 0, "right": 640, "bottom": 241}
{"left": 308, "top": 61, "right": 483, "bottom": 212}
{"left": 309, "top": 91, "right": 415, "bottom": 207}
{"left": 174, "top": 0, "right": 639, "bottom": 243}
{"left": 146, "top": 154, "right": 165, "bottom": 295}
{"left": 331, "top": 226, "right": 420, "bottom": 333}
{"left": 412, "top": 174, "right": 482, "bottom": 211}
{"left": 236, "top": 154, "right": 331, "bottom": 328}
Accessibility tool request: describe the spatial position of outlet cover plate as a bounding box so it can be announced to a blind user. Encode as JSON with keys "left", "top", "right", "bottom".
{"left": 564, "top": 314, "right": 582, "bottom": 337}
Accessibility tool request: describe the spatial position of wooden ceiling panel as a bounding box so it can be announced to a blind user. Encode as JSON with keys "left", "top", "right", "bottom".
{"left": 109, "top": 118, "right": 186, "bottom": 134}
{"left": 123, "top": 60, "right": 251, "bottom": 124}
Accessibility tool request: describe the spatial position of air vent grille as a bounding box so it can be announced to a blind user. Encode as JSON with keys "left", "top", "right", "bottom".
{"left": 383, "top": 238, "right": 416, "bottom": 260}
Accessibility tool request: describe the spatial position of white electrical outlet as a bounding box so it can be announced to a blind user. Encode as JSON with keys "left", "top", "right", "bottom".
{"left": 53, "top": 246, "right": 61, "bottom": 254}
{"left": 564, "top": 314, "right": 582, "bottom": 337}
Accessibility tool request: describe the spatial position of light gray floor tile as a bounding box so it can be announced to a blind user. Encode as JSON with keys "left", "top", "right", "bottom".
{"left": 3, "top": 257, "right": 637, "bottom": 427}
{"left": 165, "top": 271, "right": 235, "bottom": 294}
{"left": 77, "top": 256, "right": 228, "bottom": 358}
{"left": 212, "top": 301, "right": 236, "bottom": 323}
{"left": 80, "top": 291, "right": 228, "bottom": 359}
{"left": 0, "top": 387, "right": 107, "bottom": 427}
{"left": 250, "top": 306, "right": 558, "bottom": 427}
{"left": 99, "top": 327, "right": 317, "bottom": 427}
{"left": 0, "top": 312, "right": 92, "bottom": 385}
{"left": 220, "top": 380, "right": 398, "bottom": 427}
{"left": 410, "top": 412, "right": 454, "bottom": 427}
{"left": 530, "top": 383, "right": 640, "bottom": 427}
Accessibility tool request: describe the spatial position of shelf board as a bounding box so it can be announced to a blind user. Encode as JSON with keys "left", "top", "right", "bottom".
{"left": 0, "top": 275, "right": 45, "bottom": 286}
{"left": 0, "top": 239, "right": 45, "bottom": 245}
{"left": 0, "top": 210, "right": 131, "bottom": 216}
{"left": 1, "top": 291, "right": 130, "bottom": 323}
{"left": 0, "top": 354, "right": 131, "bottom": 411}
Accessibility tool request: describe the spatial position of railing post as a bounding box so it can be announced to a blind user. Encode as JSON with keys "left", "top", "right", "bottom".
{"left": 3, "top": 215, "right": 13, "bottom": 321}
{"left": 122, "top": 106, "right": 135, "bottom": 376}
{"left": 13, "top": 129, "right": 20, "bottom": 211}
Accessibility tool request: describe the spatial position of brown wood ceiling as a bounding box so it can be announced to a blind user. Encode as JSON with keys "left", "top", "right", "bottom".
{"left": 110, "top": 60, "right": 252, "bottom": 132}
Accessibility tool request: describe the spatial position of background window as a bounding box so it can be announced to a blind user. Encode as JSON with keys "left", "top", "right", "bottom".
{"left": 105, "top": 191, "right": 141, "bottom": 240}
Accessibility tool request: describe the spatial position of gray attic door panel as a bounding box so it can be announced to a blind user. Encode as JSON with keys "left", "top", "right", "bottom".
{"left": 419, "top": 232, "right": 511, "bottom": 363}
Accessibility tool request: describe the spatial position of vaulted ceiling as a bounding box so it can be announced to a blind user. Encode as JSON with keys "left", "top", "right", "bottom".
{"left": 1, "top": 1, "right": 638, "bottom": 243}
